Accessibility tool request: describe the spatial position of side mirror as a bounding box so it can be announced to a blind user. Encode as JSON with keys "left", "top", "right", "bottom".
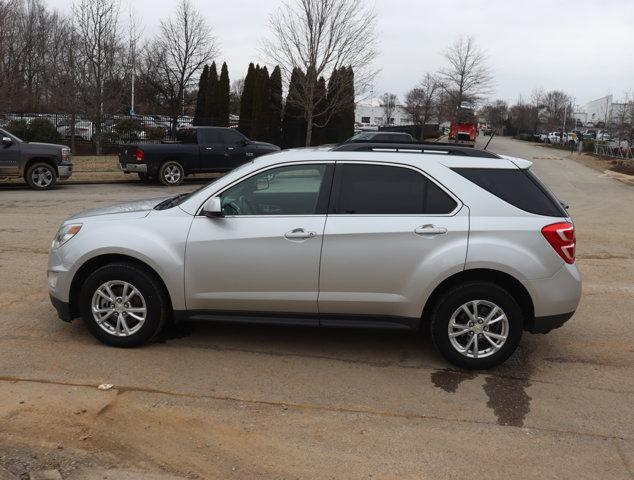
{"left": 241, "top": 139, "right": 249, "bottom": 146}
{"left": 2, "top": 136, "right": 12, "bottom": 146}
{"left": 202, "top": 197, "right": 223, "bottom": 217}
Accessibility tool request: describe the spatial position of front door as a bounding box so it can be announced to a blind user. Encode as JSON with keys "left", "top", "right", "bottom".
{"left": 0, "top": 133, "right": 20, "bottom": 177}
{"left": 185, "top": 162, "right": 334, "bottom": 314}
{"left": 318, "top": 162, "right": 469, "bottom": 320}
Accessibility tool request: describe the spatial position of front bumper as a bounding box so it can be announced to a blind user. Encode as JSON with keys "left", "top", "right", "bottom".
{"left": 58, "top": 163, "right": 73, "bottom": 179}
{"left": 50, "top": 293, "right": 72, "bottom": 322}
{"left": 118, "top": 163, "right": 147, "bottom": 173}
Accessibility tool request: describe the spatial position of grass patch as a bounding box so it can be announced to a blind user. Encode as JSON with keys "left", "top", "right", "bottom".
{"left": 72, "top": 155, "right": 119, "bottom": 172}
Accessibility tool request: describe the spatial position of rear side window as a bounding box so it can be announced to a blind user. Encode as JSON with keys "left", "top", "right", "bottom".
{"left": 333, "top": 164, "right": 457, "bottom": 215}
{"left": 452, "top": 168, "right": 567, "bottom": 217}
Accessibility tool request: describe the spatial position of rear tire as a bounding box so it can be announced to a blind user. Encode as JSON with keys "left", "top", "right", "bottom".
{"left": 25, "top": 162, "right": 57, "bottom": 190}
{"left": 158, "top": 160, "right": 184, "bottom": 186}
{"left": 430, "top": 281, "right": 523, "bottom": 369}
{"left": 79, "top": 263, "right": 169, "bottom": 347}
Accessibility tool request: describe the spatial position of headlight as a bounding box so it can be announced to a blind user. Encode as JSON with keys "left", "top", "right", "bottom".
{"left": 51, "top": 223, "right": 82, "bottom": 250}
{"left": 61, "top": 147, "right": 71, "bottom": 162}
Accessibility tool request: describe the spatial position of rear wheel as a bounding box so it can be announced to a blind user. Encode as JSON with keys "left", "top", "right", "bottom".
{"left": 158, "top": 160, "right": 184, "bottom": 186}
{"left": 430, "top": 281, "right": 523, "bottom": 369}
{"left": 79, "top": 263, "right": 169, "bottom": 347}
{"left": 25, "top": 162, "right": 57, "bottom": 190}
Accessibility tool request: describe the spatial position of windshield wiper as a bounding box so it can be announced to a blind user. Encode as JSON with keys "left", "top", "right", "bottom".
{"left": 154, "top": 193, "right": 188, "bottom": 210}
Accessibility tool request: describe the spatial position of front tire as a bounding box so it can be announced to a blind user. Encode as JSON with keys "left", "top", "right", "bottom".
{"left": 79, "top": 263, "right": 169, "bottom": 347}
{"left": 25, "top": 162, "right": 57, "bottom": 190}
{"left": 430, "top": 281, "right": 523, "bottom": 369}
{"left": 158, "top": 160, "right": 184, "bottom": 186}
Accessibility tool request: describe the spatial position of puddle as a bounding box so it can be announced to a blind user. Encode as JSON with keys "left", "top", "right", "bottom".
{"left": 430, "top": 347, "right": 534, "bottom": 427}
{"left": 431, "top": 369, "right": 477, "bottom": 393}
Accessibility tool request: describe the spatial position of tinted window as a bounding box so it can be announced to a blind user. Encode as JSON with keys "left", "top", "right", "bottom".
{"left": 220, "top": 129, "right": 246, "bottom": 144}
{"left": 452, "top": 168, "right": 567, "bottom": 217}
{"left": 334, "top": 164, "right": 457, "bottom": 215}
{"left": 220, "top": 164, "right": 330, "bottom": 215}
{"left": 176, "top": 128, "right": 197, "bottom": 144}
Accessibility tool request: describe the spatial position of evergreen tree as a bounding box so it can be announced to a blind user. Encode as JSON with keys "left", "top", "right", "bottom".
{"left": 193, "top": 65, "right": 209, "bottom": 126}
{"left": 216, "top": 62, "right": 230, "bottom": 127}
{"left": 311, "top": 76, "right": 327, "bottom": 145}
{"left": 269, "top": 65, "right": 283, "bottom": 147}
{"left": 282, "top": 67, "right": 307, "bottom": 148}
{"left": 238, "top": 63, "right": 256, "bottom": 136}
{"left": 251, "top": 66, "right": 271, "bottom": 141}
{"left": 205, "top": 62, "right": 218, "bottom": 125}
{"left": 324, "top": 67, "right": 342, "bottom": 143}
{"left": 340, "top": 66, "right": 355, "bottom": 139}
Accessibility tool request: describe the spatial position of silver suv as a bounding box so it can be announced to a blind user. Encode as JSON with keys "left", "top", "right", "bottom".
{"left": 48, "top": 145, "right": 581, "bottom": 369}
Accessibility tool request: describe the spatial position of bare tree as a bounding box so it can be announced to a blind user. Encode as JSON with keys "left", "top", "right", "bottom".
{"left": 379, "top": 93, "right": 397, "bottom": 126}
{"left": 263, "top": 0, "right": 378, "bottom": 146}
{"left": 479, "top": 99, "right": 508, "bottom": 133}
{"left": 404, "top": 73, "right": 442, "bottom": 125}
{"left": 127, "top": 6, "right": 143, "bottom": 115}
{"left": 141, "top": 0, "right": 218, "bottom": 131}
{"left": 539, "top": 90, "right": 573, "bottom": 131}
{"left": 438, "top": 36, "right": 492, "bottom": 110}
{"left": 73, "top": 0, "right": 124, "bottom": 153}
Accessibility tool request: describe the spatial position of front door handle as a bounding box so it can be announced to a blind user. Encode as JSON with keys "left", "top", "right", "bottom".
{"left": 205, "top": 147, "right": 213, "bottom": 150}
{"left": 227, "top": 147, "right": 234, "bottom": 150}
{"left": 284, "top": 228, "right": 317, "bottom": 240}
{"left": 415, "top": 224, "right": 447, "bottom": 236}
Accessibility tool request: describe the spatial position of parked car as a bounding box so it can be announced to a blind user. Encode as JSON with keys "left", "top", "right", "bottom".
{"left": 57, "top": 119, "right": 93, "bottom": 142}
{"left": 547, "top": 132, "right": 562, "bottom": 144}
{"left": 48, "top": 143, "right": 581, "bottom": 369}
{"left": 118, "top": 127, "right": 280, "bottom": 185}
{"left": 344, "top": 131, "right": 415, "bottom": 143}
{"left": 0, "top": 127, "right": 72, "bottom": 189}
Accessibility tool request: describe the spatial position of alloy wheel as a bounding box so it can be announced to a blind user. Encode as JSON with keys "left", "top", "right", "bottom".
{"left": 91, "top": 280, "right": 147, "bottom": 337}
{"left": 31, "top": 166, "right": 54, "bottom": 188}
{"left": 163, "top": 164, "right": 182, "bottom": 184}
{"left": 447, "top": 300, "right": 509, "bottom": 359}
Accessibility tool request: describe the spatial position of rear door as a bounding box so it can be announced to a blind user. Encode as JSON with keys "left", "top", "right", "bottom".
{"left": 318, "top": 162, "right": 469, "bottom": 321}
{"left": 220, "top": 129, "right": 251, "bottom": 169}
{"left": 196, "top": 128, "right": 225, "bottom": 172}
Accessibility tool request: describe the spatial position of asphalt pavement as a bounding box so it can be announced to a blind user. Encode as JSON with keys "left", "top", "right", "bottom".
{"left": 0, "top": 137, "right": 632, "bottom": 479}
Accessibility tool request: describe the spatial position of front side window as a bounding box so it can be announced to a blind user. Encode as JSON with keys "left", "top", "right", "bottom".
{"left": 220, "top": 164, "right": 330, "bottom": 216}
{"left": 220, "top": 129, "right": 246, "bottom": 144}
{"left": 333, "top": 164, "right": 457, "bottom": 215}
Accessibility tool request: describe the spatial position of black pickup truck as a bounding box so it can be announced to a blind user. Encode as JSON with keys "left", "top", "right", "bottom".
{"left": 119, "top": 127, "right": 280, "bottom": 186}
{"left": 0, "top": 127, "right": 72, "bottom": 190}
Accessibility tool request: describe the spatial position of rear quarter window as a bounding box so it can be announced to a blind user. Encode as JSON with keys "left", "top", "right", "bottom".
{"left": 452, "top": 167, "right": 567, "bottom": 217}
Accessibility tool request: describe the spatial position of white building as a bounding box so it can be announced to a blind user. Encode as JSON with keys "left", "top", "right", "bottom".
{"left": 355, "top": 103, "right": 412, "bottom": 128}
{"left": 574, "top": 95, "right": 632, "bottom": 127}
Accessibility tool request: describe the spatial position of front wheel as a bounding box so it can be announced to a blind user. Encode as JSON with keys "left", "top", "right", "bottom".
{"left": 430, "top": 281, "right": 523, "bottom": 369}
{"left": 158, "top": 160, "right": 184, "bottom": 186}
{"left": 79, "top": 263, "right": 169, "bottom": 347}
{"left": 25, "top": 162, "right": 57, "bottom": 190}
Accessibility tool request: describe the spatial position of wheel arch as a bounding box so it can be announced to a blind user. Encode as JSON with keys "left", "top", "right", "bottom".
{"left": 421, "top": 268, "right": 535, "bottom": 329}
{"left": 159, "top": 157, "right": 187, "bottom": 174}
{"left": 23, "top": 156, "right": 58, "bottom": 177}
{"left": 68, "top": 253, "right": 173, "bottom": 320}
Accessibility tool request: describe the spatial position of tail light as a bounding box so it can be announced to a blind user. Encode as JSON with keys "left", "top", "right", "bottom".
{"left": 542, "top": 222, "right": 575, "bottom": 264}
{"left": 135, "top": 147, "right": 145, "bottom": 162}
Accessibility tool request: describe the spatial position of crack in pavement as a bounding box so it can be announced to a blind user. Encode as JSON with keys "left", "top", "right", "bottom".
{"left": 0, "top": 335, "right": 632, "bottom": 395}
{"left": 0, "top": 375, "right": 630, "bottom": 443}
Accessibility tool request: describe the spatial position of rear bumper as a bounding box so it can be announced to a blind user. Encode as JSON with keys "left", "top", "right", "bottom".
{"left": 50, "top": 293, "right": 72, "bottom": 322}
{"left": 118, "top": 163, "right": 147, "bottom": 173}
{"left": 527, "top": 311, "right": 574, "bottom": 334}
{"left": 58, "top": 163, "right": 73, "bottom": 179}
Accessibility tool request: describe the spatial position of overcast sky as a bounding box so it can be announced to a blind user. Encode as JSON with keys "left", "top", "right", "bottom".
{"left": 48, "top": 0, "right": 633, "bottom": 107}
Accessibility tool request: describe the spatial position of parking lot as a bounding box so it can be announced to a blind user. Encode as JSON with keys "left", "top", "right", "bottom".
{"left": 0, "top": 137, "right": 632, "bottom": 479}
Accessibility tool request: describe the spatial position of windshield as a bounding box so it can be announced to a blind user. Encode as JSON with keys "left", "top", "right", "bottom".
{"left": 348, "top": 132, "right": 375, "bottom": 141}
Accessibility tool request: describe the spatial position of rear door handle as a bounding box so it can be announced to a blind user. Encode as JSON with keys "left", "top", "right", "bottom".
{"left": 415, "top": 224, "right": 447, "bottom": 236}
{"left": 205, "top": 147, "right": 213, "bottom": 150}
{"left": 284, "top": 228, "right": 317, "bottom": 240}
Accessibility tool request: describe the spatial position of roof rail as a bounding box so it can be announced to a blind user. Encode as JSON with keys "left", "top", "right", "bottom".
{"left": 332, "top": 142, "right": 501, "bottom": 158}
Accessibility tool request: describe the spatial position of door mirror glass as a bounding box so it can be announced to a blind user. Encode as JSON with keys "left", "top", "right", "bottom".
{"left": 2, "top": 136, "right": 12, "bottom": 146}
{"left": 202, "top": 197, "right": 222, "bottom": 217}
